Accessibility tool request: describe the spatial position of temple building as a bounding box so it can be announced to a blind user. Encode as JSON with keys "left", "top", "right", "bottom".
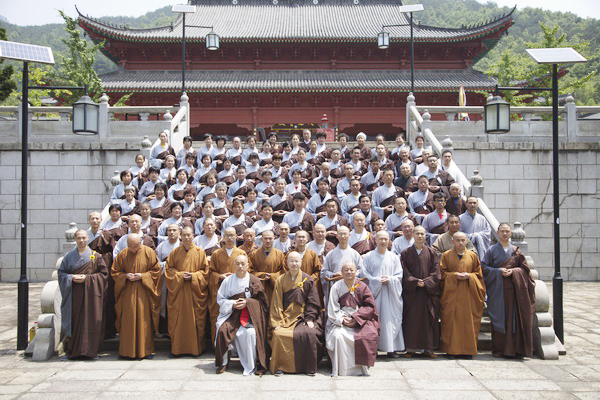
{"left": 78, "top": 0, "right": 513, "bottom": 138}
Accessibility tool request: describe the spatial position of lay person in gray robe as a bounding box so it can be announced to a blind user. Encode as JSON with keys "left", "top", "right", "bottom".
{"left": 58, "top": 229, "right": 108, "bottom": 359}
{"left": 363, "top": 231, "right": 405, "bottom": 357}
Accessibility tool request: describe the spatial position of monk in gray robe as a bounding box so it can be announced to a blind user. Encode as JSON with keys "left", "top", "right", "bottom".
{"left": 482, "top": 223, "right": 535, "bottom": 358}
{"left": 363, "top": 231, "right": 405, "bottom": 357}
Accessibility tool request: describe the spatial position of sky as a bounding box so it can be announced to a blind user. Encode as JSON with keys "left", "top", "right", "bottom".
{"left": 0, "top": 0, "right": 598, "bottom": 27}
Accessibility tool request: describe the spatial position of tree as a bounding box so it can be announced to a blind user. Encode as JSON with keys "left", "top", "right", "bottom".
{"left": 483, "top": 22, "right": 595, "bottom": 107}
{"left": 53, "top": 10, "right": 105, "bottom": 104}
{"left": 0, "top": 27, "right": 17, "bottom": 102}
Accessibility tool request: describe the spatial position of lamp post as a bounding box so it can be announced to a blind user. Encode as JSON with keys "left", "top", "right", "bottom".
{"left": 377, "top": 4, "right": 424, "bottom": 94}
{"left": 1, "top": 40, "right": 100, "bottom": 349}
{"left": 172, "top": 4, "right": 220, "bottom": 95}
{"left": 484, "top": 47, "right": 587, "bottom": 344}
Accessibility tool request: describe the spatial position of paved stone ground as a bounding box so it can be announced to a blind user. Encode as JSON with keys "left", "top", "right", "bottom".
{"left": 1, "top": 282, "right": 599, "bottom": 399}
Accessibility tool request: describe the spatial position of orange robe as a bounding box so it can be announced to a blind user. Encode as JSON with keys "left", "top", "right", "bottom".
{"left": 165, "top": 244, "right": 209, "bottom": 355}
{"left": 439, "top": 249, "right": 486, "bottom": 355}
{"left": 208, "top": 247, "right": 248, "bottom": 341}
{"left": 248, "top": 247, "right": 285, "bottom": 305}
{"left": 112, "top": 245, "right": 161, "bottom": 359}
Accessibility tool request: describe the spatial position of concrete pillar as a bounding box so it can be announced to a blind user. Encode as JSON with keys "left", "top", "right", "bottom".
{"left": 405, "top": 93, "right": 415, "bottom": 144}
{"left": 565, "top": 95, "right": 578, "bottom": 142}
{"left": 470, "top": 169, "right": 484, "bottom": 199}
{"left": 98, "top": 93, "right": 109, "bottom": 143}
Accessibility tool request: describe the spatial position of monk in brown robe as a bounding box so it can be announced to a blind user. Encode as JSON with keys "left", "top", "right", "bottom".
{"left": 270, "top": 251, "right": 323, "bottom": 376}
{"left": 439, "top": 232, "right": 486, "bottom": 358}
{"left": 58, "top": 229, "right": 108, "bottom": 359}
{"left": 401, "top": 226, "right": 441, "bottom": 358}
{"left": 165, "top": 226, "right": 209, "bottom": 356}
{"left": 238, "top": 228, "right": 258, "bottom": 255}
{"left": 291, "top": 230, "right": 323, "bottom": 306}
{"left": 112, "top": 233, "right": 161, "bottom": 359}
{"left": 482, "top": 223, "right": 535, "bottom": 358}
{"left": 207, "top": 227, "right": 248, "bottom": 342}
{"left": 248, "top": 230, "right": 285, "bottom": 304}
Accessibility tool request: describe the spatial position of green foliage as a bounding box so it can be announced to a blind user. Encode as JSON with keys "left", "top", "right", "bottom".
{"left": 0, "top": 27, "right": 17, "bottom": 102}
{"left": 2, "top": 64, "right": 56, "bottom": 106}
{"left": 411, "top": 0, "right": 600, "bottom": 105}
{"left": 52, "top": 10, "right": 105, "bottom": 104}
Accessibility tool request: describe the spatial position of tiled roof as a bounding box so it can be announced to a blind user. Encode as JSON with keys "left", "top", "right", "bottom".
{"left": 78, "top": 4, "right": 513, "bottom": 43}
{"left": 100, "top": 69, "right": 496, "bottom": 93}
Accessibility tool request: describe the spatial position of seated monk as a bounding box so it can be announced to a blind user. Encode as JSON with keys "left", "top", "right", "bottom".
{"left": 326, "top": 262, "right": 380, "bottom": 377}
{"left": 215, "top": 254, "right": 269, "bottom": 376}
{"left": 269, "top": 251, "right": 324, "bottom": 376}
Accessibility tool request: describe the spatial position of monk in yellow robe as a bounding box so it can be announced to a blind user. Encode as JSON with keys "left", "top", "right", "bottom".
{"left": 248, "top": 230, "right": 285, "bottom": 304}
{"left": 112, "top": 233, "right": 161, "bottom": 359}
{"left": 208, "top": 227, "right": 248, "bottom": 342}
{"left": 290, "top": 230, "right": 323, "bottom": 307}
{"left": 439, "top": 232, "right": 486, "bottom": 357}
{"left": 270, "top": 251, "right": 323, "bottom": 376}
{"left": 165, "top": 226, "right": 209, "bottom": 356}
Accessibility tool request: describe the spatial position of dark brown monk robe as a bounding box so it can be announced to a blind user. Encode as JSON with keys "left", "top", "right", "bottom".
{"left": 445, "top": 196, "right": 467, "bottom": 216}
{"left": 207, "top": 247, "right": 248, "bottom": 342}
{"left": 165, "top": 244, "right": 210, "bottom": 356}
{"left": 401, "top": 244, "right": 441, "bottom": 352}
{"left": 270, "top": 272, "right": 324, "bottom": 374}
{"left": 58, "top": 248, "right": 108, "bottom": 359}
{"left": 350, "top": 232, "right": 375, "bottom": 256}
{"left": 439, "top": 249, "right": 485, "bottom": 355}
{"left": 271, "top": 197, "right": 293, "bottom": 223}
{"left": 215, "top": 274, "right": 269, "bottom": 374}
{"left": 150, "top": 199, "right": 173, "bottom": 219}
{"left": 288, "top": 248, "right": 324, "bottom": 307}
{"left": 238, "top": 242, "right": 258, "bottom": 255}
{"left": 112, "top": 245, "right": 161, "bottom": 359}
{"left": 89, "top": 232, "right": 118, "bottom": 339}
{"left": 248, "top": 247, "right": 286, "bottom": 304}
{"left": 482, "top": 244, "right": 535, "bottom": 358}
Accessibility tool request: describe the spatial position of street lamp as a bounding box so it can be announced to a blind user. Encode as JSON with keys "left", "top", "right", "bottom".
{"left": 172, "top": 4, "right": 220, "bottom": 94}
{"left": 483, "top": 47, "right": 587, "bottom": 344}
{"left": 484, "top": 95, "right": 511, "bottom": 133}
{"left": 0, "top": 40, "right": 98, "bottom": 350}
{"left": 378, "top": 4, "right": 424, "bottom": 94}
{"left": 72, "top": 92, "right": 100, "bottom": 135}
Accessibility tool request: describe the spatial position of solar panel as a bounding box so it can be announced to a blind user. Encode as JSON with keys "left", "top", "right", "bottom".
{"left": 0, "top": 40, "right": 54, "bottom": 65}
{"left": 526, "top": 48, "right": 587, "bottom": 64}
{"left": 172, "top": 4, "right": 197, "bottom": 13}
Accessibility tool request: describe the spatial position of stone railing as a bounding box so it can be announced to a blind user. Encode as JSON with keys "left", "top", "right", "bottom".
{"left": 0, "top": 93, "right": 182, "bottom": 144}
{"left": 407, "top": 94, "right": 561, "bottom": 360}
{"left": 405, "top": 94, "right": 600, "bottom": 144}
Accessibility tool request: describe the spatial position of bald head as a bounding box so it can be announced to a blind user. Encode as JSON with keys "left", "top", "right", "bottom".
{"left": 127, "top": 233, "right": 142, "bottom": 253}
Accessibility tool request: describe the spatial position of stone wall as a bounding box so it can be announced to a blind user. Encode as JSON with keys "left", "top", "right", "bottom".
{"left": 0, "top": 143, "right": 142, "bottom": 281}
{"left": 453, "top": 141, "right": 600, "bottom": 281}
{"left": 0, "top": 141, "right": 599, "bottom": 282}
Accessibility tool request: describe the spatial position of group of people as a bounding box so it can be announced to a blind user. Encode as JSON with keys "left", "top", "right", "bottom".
{"left": 57, "top": 129, "right": 536, "bottom": 377}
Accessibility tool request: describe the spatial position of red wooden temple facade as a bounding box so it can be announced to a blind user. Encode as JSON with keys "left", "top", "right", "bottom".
{"left": 78, "top": 0, "right": 513, "bottom": 139}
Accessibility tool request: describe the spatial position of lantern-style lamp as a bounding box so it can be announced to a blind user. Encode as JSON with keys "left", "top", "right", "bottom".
{"left": 205, "top": 30, "right": 220, "bottom": 50}
{"left": 72, "top": 94, "right": 99, "bottom": 135}
{"left": 484, "top": 95, "right": 510, "bottom": 134}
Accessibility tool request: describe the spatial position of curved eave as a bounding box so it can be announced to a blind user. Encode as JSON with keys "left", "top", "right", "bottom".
{"left": 102, "top": 87, "right": 494, "bottom": 94}
{"left": 78, "top": 10, "right": 513, "bottom": 45}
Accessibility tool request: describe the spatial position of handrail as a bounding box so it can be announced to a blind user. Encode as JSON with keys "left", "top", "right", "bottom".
{"left": 477, "top": 198, "right": 499, "bottom": 241}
